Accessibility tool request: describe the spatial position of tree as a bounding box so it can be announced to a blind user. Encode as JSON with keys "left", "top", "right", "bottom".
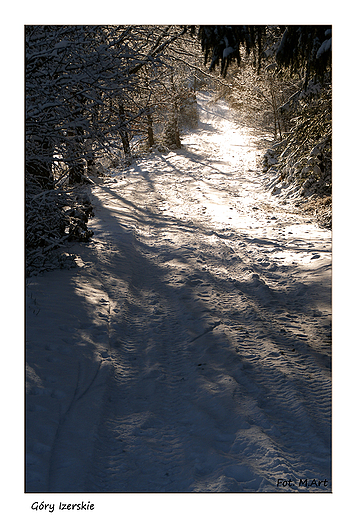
{"left": 25, "top": 25, "right": 198, "bottom": 274}
{"left": 196, "top": 25, "right": 265, "bottom": 77}
{"left": 195, "top": 25, "right": 331, "bottom": 87}
{"left": 275, "top": 26, "right": 331, "bottom": 88}
{"left": 118, "top": 27, "right": 203, "bottom": 152}
{"left": 26, "top": 25, "right": 189, "bottom": 184}
{"left": 197, "top": 25, "right": 332, "bottom": 213}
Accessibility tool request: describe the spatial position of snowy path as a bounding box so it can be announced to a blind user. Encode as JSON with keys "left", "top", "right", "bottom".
{"left": 26, "top": 92, "right": 331, "bottom": 493}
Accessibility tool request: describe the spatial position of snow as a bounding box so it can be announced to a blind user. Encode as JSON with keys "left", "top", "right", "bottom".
{"left": 26, "top": 92, "right": 331, "bottom": 498}
{"left": 223, "top": 46, "right": 234, "bottom": 59}
{"left": 316, "top": 38, "right": 332, "bottom": 59}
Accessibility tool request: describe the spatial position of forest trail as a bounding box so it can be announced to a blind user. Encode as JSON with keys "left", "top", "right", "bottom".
{"left": 26, "top": 92, "right": 332, "bottom": 493}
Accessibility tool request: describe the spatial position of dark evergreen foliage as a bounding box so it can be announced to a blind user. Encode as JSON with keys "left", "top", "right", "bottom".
{"left": 196, "top": 25, "right": 266, "bottom": 76}
{"left": 195, "top": 25, "right": 331, "bottom": 85}
{"left": 276, "top": 26, "right": 331, "bottom": 86}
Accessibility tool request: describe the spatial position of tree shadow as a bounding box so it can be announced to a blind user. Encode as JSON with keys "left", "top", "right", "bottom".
{"left": 26, "top": 172, "right": 331, "bottom": 492}
{"left": 78, "top": 183, "right": 332, "bottom": 490}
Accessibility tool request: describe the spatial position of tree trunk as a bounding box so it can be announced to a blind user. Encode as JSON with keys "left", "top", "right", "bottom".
{"left": 118, "top": 103, "right": 132, "bottom": 164}
{"left": 147, "top": 110, "right": 155, "bottom": 148}
{"left": 269, "top": 77, "right": 282, "bottom": 140}
{"left": 164, "top": 74, "right": 181, "bottom": 149}
{"left": 85, "top": 139, "right": 96, "bottom": 174}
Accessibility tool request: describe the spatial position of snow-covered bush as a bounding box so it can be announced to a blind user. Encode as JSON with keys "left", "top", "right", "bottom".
{"left": 263, "top": 80, "right": 331, "bottom": 200}
{"left": 262, "top": 148, "right": 279, "bottom": 172}
{"left": 26, "top": 176, "right": 94, "bottom": 277}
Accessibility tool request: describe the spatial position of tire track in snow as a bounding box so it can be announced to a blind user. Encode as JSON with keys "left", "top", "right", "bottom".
{"left": 82, "top": 204, "right": 191, "bottom": 490}
{"left": 83, "top": 182, "right": 264, "bottom": 491}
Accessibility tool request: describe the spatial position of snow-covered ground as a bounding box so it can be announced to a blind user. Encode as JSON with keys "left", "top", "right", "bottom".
{"left": 26, "top": 92, "right": 331, "bottom": 495}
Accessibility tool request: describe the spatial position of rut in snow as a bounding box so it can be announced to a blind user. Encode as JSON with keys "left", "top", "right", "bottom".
{"left": 26, "top": 92, "right": 331, "bottom": 493}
